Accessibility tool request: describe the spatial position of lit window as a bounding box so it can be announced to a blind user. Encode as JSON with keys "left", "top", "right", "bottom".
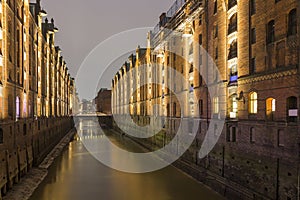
{"left": 249, "top": 92, "right": 258, "bottom": 114}
{"left": 230, "top": 94, "right": 238, "bottom": 118}
{"left": 23, "top": 93, "right": 27, "bottom": 115}
{"left": 228, "top": 40, "right": 237, "bottom": 60}
{"left": 266, "top": 98, "right": 275, "bottom": 120}
{"left": 228, "top": 13, "right": 237, "bottom": 35}
{"left": 16, "top": 96, "right": 20, "bottom": 119}
{"left": 272, "top": 99, "right": 276, "bottom": 112}
{"left": 213, "top": 97, "right": 219, "bottom": 114}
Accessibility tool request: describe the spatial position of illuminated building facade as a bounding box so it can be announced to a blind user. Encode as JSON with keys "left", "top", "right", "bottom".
{"left": 0, "top": 0, "right": 75, "bottom": 197}
{"left": 112, "top": 0, "right": 300, "bottom": 199}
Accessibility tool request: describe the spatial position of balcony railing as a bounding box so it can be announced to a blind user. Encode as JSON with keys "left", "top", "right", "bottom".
{"left": 167, "top": 0, "right": 186, "bottom": 18}
{"left": 152, "top": 0, "right": 204, "bottom": 45}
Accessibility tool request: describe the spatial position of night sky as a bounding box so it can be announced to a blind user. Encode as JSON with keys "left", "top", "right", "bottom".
{"left": 42, "top": 0, "right": 174, "bottom": 77}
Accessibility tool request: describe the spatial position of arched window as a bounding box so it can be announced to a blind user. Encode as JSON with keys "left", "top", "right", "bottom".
{"left": 288, "top": 9, "right": 297, "bottom": 36}
{"left": 267, "top": 20, "right": 275, "bottom": 44}
{"left": 266, "top": 98, "right": 276, "bottom": 120}
{"left": 228, "top": 40, "right": 238, "bottom": 60}
{"left": 287, "top": 96, "right": 298, "bottom": 122}
{"left": 249, "top": 92, "right": 258, "bottom": 114}
{"left": 228, "top": 13, "right": 237, "bottom": 35}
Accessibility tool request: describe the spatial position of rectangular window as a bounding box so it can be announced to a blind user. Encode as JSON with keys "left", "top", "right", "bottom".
{"left": 214, "top": 25, "right": 218, "bottom": 38}
{"left": 249, "top": 92, "right": 258, "bottom": 114}
{"left": 267, "top": 20, "right": 275, "bottom": 44}
{"left": 0, "top": 129, "right": 3, "bottom": 144}
{"left": 250, "top": 128, "right": 255, "bottom": 143}
{"left": 227, "top": 126, "right": 237, "bottom": 142}
{"left": 226, "top": 128, "right": 231, "bottom": 142}
{"left": 214, "top": 0, "right": 218, "bottom": 14}
{"left": 276, "top": 41, "right": 285, "bottom": 68}
{"left": 231, "top": 127, "right": 236, "bottom": 142}
{"left": 199, "top": 15, "right": 202, "bottom": 26}
{"left": 251, "top": 28, "right": 256, "bottom": 44}
{"left": 278, "top": 130, "right": 284, "bottom": 146}
{"left": 288, "top": 9, "right": 297, "bottom": 36}
{"left": 250, "top": 58, "right": 256, "bottom": 74}
{"left": 215, "top": 47, "right": 218, "bottom": 60}
{"left": 199, "top": 34, "right": 202, "bottom": 45}
{"left": 213, "top": 97, "right": 219, "bottom": 114}
{"left": 173, "top": 103, "right": 176, "bottom": 117}
{"left": 250, "top": 0, "right": 256, "bottom": 15}
{"left": 199, "top": 100, "right": 203, "bottom": 115}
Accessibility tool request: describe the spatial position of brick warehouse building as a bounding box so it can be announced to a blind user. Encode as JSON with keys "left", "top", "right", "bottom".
{"left": 112, "top": 0, "right": 300, "bottom": 199}
{"left": 95, "top": 88, "right": 112, "bottom": 115}
{"left": 0, "top": 0, "right": 76, "bottom": 197}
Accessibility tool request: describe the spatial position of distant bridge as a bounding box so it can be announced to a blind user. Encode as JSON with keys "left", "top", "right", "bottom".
{"left": 74, "top": 112, "right": 113, "bottom": 128}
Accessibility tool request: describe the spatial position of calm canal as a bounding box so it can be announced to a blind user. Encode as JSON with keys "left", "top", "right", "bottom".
{"left": 29, "top": 119, "right": 224, "bottom": 200}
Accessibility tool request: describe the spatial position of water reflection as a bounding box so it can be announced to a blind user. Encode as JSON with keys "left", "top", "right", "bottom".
{"left": 29, "top": 119, "right": 224, "bottom": 200}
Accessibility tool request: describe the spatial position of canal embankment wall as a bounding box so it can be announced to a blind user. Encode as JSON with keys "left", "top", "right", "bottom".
{"left": 111, "top": 122, "right": 269, "bottom": 200}
{"left": 0, "top": 116, "right": 75, "bottom": 199}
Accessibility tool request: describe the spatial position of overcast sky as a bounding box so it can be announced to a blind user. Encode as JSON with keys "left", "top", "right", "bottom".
{"left": 42, "top": 0, "right": 174, "bottom": 77}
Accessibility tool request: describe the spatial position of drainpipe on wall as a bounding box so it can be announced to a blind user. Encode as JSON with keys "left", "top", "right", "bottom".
{"left": 205, "top": 0, "right": 210, "bottom": 169}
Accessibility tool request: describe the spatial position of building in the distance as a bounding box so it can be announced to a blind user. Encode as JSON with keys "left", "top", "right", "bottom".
{"left": 95, "top": 88, "right": 111, "bottom": 115}
{"left": 112, "top": 0, "right": 300, "bottom": 199}
{"left": 0, "top": 0, "right": 75, "bottom": 197}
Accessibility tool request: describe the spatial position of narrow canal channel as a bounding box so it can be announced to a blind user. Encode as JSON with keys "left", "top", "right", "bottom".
{"left": 29, "top": 118, "right": 224, "bottom": 200}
